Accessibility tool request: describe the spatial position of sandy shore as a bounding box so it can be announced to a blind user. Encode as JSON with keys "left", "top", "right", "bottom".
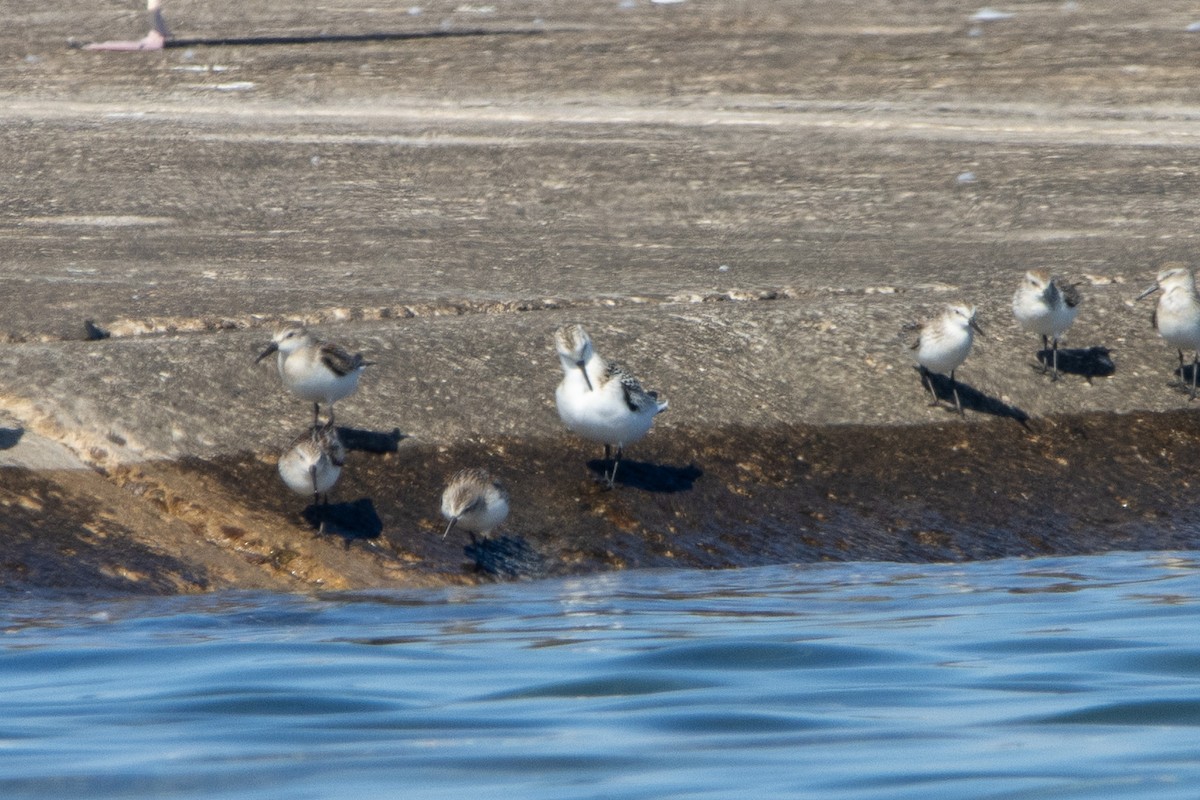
{"left": 4, "top": 0, "right": 1200, "bottom": 594}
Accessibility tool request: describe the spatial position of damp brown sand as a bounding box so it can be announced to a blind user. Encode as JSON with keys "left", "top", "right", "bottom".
{"left": 6, "top": 409, "right": 1198, "bottom": 596}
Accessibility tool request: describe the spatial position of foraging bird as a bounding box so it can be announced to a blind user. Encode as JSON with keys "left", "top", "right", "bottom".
{"left": 83, "top": 0, "right": 171, "bottom": 51}
{"left": 554, "top": 324, "right": 668, "bottom": 488}
{"left": 441, "top": 468, "right": 510, "bottom": 541}
{"left": 256, "top": 324, "right": 370, "bottom": 425}
{"left": 1012, "top": 270, "right": 1081, "bottom": 381}
{"left": 910, "top": 304, "right": 983, "bottom": 415}
{"left": 277, "top": 422, "right": 345, "bottom": 509}
{"left": 1138, "top": 264, "right": 1200, "bottom": 400}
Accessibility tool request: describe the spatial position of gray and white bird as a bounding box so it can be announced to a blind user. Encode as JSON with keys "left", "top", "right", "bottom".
{"left": 554, "top": 324, "right": 668, "bottom": 487}
{"left": 1012, "top": 269, "right": 1081, "bottom": 381}
{"left": 278, "top": 423, "right": 346, "bottom": 508}
{"left": 910, "top": 303, "right": 983, "bottom": 415}
{"left": 256, "top": 324, "right": 370, "bottom": 425}
{"left": 1138, "top": 264, "right": 1200, "bottom": 400}
{"left": 83, "top": 0, "right": 171, "bottom": 51}
{"left": 441, "top": 468, "right": 510, "bottom": 541}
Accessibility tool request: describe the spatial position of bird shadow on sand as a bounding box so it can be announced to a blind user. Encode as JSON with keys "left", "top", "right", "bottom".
{"left": 917, "top": 368, "right": 1030, "bottom": 425}
{"left": 303, "top": 498, "right": 383, "bottom": 547}
{"left": 336, "top": 427, "right": 405, "bottom": 454}
{"left": 0, "top": 427, "right": 23, "bottom": 450}
{"left": 154, "top": 28, "right": 546, "bottom": 49}
{"left": 464, "top": 534, "right": 546, "bottom": 580}
{"left": 586, "top": 458, "right": 703, "bottom": 493}
{"left": 1034, "top": 346, "right": 1116, "bottom": 380}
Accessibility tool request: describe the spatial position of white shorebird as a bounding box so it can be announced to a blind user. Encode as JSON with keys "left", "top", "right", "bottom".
{"left": 278, "top": 423, "right": 345, "bottom": 509}
{"left": 1138, "top": 264, "right": 1200, "bottom": 399}
{"left": 554, "top": 324, "right": 668, "bottom": 487}
{"left": 910, "top": 304, "right": 983, "bottom": 415}
{"left": 1012, "top": 270, "right": 1081, "bottom": 381}
{"left": 256, "top": 324, "right": 370, "bottom": 425}
{"left": 83, "top": 0, "right": 171, "bottom": 51}
{"left": 441, "top": 468, "right": 510, "bottom": 541}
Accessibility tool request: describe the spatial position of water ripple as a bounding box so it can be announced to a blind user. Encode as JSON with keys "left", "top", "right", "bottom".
{"left": 1, "top": 553, "right": 1199, "bottom": 799}
{"left": 1036, "top": 699, "right": 1200, "bottom": 727}
{"left": 157, "top": 689, "right": 399, "bottom": 717}
{"left": 481, "top": 674, "right": 709, "bottom": 701}
{"left": 618, "top": 639, "right": 905, "bottom": 670}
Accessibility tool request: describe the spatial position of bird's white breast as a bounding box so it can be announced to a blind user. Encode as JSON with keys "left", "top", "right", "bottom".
{"left": 1013, "top": 289, "right": 1077, "bottom": 338}
{"left": 556, "top": 372, "right": 658, "bottom": 447}
{"left": 279, "top": 350, "right": 361, "bottom": 404}
{"left": 278, "top": 448, "right": 340, "bottom": 495}
{"left": 1156, "top": 290, "right": 1200, "bottom": 349}
{"left": 462, "top": 495, "right": 509, "bottom": 535}
{"left": 917, "top": 325, "right": 973, "bottom": 375}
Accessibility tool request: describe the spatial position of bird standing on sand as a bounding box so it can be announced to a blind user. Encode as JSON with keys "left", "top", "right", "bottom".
{"left": 1138, "top": 264, "right": 1200, "bottom": 400}
{"left": 910, "top": 304, "right": 983, "bottom": 415}
{"left": 1012, "top": 269, "right": 1081, "bottom": 381}
{"left": 441, "top": 468, "right": 510, "bottom": 541}
{"left": 278, "top": 422, "right": 345, "bottom": 509}
{"left": 554, "top": 324, "right": 668, "bottom": 488}
{"left": 83, "top": 0, "right": 171, "bottom": 51}
{"left": 256, "top": 324, "right": 371, "bottom": 425}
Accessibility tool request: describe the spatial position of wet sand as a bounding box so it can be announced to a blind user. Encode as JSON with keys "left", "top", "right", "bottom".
{"left": 3, "top": 0, "right": 1200, "bottom": 593}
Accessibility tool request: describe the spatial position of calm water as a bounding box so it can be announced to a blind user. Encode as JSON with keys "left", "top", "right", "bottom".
{"left": 3, "top": 552, "right": 1200, "bottom": 799}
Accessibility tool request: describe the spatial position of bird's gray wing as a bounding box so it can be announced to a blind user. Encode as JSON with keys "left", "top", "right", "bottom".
{"left": 1056, "top": 279, "right": 1083, "bottom": 309}
{"left": 899, "top": 320, "right": 923, "bottom": 350}
{"left": 318, "top": 341, "right": 365, "bottom": 376}
{"left": 607, "top": 362, "right": 661, "bottom": 413}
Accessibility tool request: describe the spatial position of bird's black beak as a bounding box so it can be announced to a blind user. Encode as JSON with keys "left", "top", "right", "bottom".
{"left": 970, "top": 319, "right": 984, "bottom": 337}
{"left": 577, "top": 361, "right": 593, "bottom": 391}
{"left": 1137, "top": 284, "right": 1160, "bottom": 301}
{"left": 443, "top": 518, "right": 458, "bottom": 540}
{"left": 255, "top": 341, "right": 279, "bottom": 363}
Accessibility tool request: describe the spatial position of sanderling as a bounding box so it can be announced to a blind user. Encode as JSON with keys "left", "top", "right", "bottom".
{"left": 1138, "top": 264, "right": 1200, "bottom": 399}
{"left": 256, "top": 324, "right": 370, "bottom": 425}
{"left": 554, "top": 324, "right": 668, "bottom": 487}
{"left": 278, "top": 422, "right": 346, "bottom": 509}
{"left": 82, "top": 0, "right": 171, "bottom": 50}
{"left": 1012, "top": 270, "right": 1081, "bottom": 381}
{"left": 441, "top": 468, "right": 510, "bottom": 540}
{"left": 909, "top": 303, "right": 983, "bottom": 415}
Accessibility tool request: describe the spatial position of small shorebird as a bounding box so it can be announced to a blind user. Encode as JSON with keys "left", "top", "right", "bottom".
{"left": 83, "top": 0, "right": 171, "bottom": 51}
{"left": 441, "top": 468, "right": 510, "bottom": 540}
{"left": 554, "top": 324, "right": 668, "bottom": 487}
{"left": 1138, "top": 264, "right": 1200, "bottom": 399}
{"left": 1012, "top": 270, "right": 1081, "bottom": 381}
{"left": 256, "top": 324, "right": 370, "bottom": 425}
{"left": 278, "top": 423, "right": 346, "bottom": 509}
{"left": 910, "top": 304, "right": 983, "bottom": 415}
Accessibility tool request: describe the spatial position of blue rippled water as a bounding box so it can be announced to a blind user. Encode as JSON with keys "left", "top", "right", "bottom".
{"left": 3, "top": 552, "right": 1200, "bottom": 798}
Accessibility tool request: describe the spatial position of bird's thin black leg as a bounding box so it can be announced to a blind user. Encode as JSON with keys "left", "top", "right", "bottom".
{"left": 607, "top": 447, "right": 624, "bottom": 488}
{"left": 920, "top": 366, "right": 938, "bottom": 406}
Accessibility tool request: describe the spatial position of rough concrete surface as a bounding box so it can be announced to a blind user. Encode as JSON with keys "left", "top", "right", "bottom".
{"left": 4, "top": 0, "right": 1200, "bottom": 594}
